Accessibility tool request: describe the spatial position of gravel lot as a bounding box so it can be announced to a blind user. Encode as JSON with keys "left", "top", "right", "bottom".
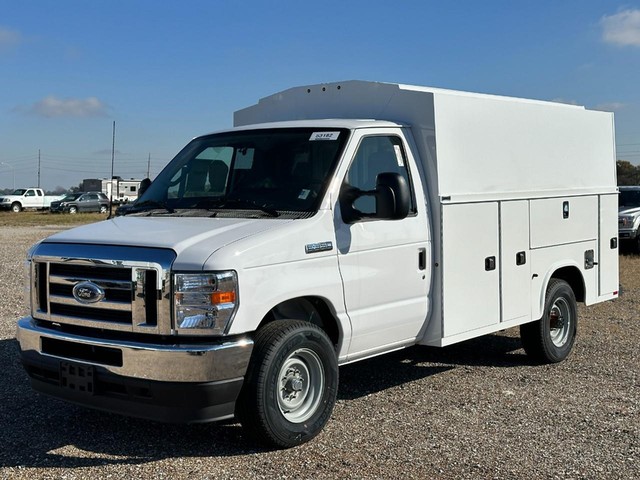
{"left": 0, "top": 224, "right": 638, "bottom": 479}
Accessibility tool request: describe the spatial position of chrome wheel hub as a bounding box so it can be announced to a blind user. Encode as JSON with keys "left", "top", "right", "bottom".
{"left": 277, "top": 348, "right": 324, "bottom": 423}
{"left": 549, "top": 298, "right": 571, "bottom": 347}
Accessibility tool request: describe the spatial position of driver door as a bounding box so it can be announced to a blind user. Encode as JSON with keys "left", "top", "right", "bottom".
{"left": 336, "top": 129, "right": 431, "bottom": 360}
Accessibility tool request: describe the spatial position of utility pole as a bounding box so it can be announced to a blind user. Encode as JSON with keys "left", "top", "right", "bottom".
{"left": 147, "top": 153, "right": 151, "bottom": 178}
{"left": 37, "top": 149, "right": 41, "bottom": 188}
{"left": 108, "top": 121, "right": 116, "bottom": 218}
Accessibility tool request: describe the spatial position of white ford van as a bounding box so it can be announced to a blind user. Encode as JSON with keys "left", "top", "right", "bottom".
{"left": 18, "top": 81, "right": 619, "bottom": 447}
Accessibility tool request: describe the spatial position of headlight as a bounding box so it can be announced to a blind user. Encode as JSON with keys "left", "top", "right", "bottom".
{"left": 619, "top": 215, "right": 635, "bottom": 227}
{"left": 173, "top": 271, "right": 238, "bottom": 335}
{"left": 24, "top": 242, "right": 41, "bottom": 313}
{"left": 24, "top": 258, "right": 32, "bottom": 312}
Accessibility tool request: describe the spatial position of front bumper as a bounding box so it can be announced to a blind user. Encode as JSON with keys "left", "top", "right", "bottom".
{"left": 17, "top": 316, "right": 254, "bottom": 423}
{"left": 618, "top": 228, "right": 638, "bottom": 240}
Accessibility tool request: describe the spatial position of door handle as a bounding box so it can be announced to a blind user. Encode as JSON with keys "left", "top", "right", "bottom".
{"left": 418, "top": 248, "right": 426, "bottom": 270}
{"left": 485, "top": 256, "right": 496, "bottom": 271}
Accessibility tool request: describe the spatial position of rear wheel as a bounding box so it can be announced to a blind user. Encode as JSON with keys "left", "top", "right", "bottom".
{"left": 99, "top": 205, "right": 108, "bottom": 214}
{"left": 236, "top": 319, "right": 338, "bottom": 448}
{"left": 520, "top": 279, "right": 577, "bottom": 363}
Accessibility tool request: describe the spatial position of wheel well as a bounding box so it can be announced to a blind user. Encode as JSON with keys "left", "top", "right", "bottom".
{"left": 258, "top": 297, "right": 340, "bottom": 348}
{"left": 551, "top": 266, "right": 585, "bottom": 302}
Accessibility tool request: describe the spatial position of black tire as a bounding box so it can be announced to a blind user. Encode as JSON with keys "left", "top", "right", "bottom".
{"left": 236, "top": 319, "right": 338, "bottom": 448}
{"left": 520, "top": 279, "right": 577, "bottom": 363}
{"left": 11, "top": 202, "right": 21, "bottom": 213}
{"left": 99, "top": 205, "right": 108, "bottom": 214}
{"left": 68, "top": 206, "right": 77, "bottom": 214}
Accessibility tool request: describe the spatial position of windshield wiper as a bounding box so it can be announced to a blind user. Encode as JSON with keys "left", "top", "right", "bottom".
{"left": 198, "top": 197, "right": 280, "bottom": 217}
{"left": 130, "top": 200, "right": 175, "bottom": 214}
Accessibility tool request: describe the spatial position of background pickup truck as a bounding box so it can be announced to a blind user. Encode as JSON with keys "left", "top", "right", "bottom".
{"left": 618, "top": 185, "right": 640, "bottom": 251}
{"left": 0, "top": 188, "right": 62, "bottom": 212}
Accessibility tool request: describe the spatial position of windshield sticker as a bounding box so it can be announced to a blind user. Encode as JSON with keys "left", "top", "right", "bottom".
{"left": 298, "top": 189, "right": 311, "bottom": 200}
{"left": 393, "top": 145, "right": 405, "bottom": 166}
{"left": 310, "top": 131, "right": 340, "bottom": 141}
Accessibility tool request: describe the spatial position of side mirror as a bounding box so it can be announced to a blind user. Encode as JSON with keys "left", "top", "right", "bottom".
{"left": 340, "top": 172, "right": 410, "bottom": 223}
{"left": 138, "top": 178, "right": 152, "bottom": 198}
{"left": 375, "top": 172, "right": 410, "bottom": 220}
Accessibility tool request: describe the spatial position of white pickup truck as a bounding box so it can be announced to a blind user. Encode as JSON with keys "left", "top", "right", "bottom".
{"left": 0, "top": 188, "right": 62, "bottom": 212}
{"left": 17, "top": 81, "right": 619, "bottom": 448}
{"left": 618, "top": 186, "right": 640, "bottom": 251}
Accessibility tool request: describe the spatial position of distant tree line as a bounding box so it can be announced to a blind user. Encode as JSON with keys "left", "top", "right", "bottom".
{"left": 617, "top": 160, "right": 640, "bottom": 186}
{"left": 0, "top": 185, "right": 78, "bottom": 196}
{"left": 1, "top": 163, "right": 638, "bottom": 195}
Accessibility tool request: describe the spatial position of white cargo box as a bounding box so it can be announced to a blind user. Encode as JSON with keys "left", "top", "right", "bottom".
{"left": 235, "top": 80, "right": 617, "bottom": 201}
{"left": 236, "top": 81, "right": 618, "bottom": 346}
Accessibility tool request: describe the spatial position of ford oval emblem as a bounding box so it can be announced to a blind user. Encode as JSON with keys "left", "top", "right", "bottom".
{"left": 72, "top": 281, "right": 106, "bottom": 304}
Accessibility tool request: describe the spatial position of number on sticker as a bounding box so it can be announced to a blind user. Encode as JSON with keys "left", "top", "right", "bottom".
{"left": 310, "top": 132, "right": 340, "bottom": 141}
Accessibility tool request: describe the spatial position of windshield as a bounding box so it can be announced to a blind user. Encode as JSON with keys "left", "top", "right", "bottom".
{"left": 129, "top": 128, "right": 349, "bottom": 217}
{"left": 619, "top": 189, "right": 640, "bottom": 208}
{"left": 12, "top": 189, "right": 26, "bottom": 195}
{"left": 60, "top": 194, "right": 82, "bottom": 202}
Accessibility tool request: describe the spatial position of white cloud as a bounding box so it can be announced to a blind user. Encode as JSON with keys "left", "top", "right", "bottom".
{"left": 594, "top": 102, "right": 626, "bottom": 112}
{"left": 25, "top": 95, "right": 109, "bottom": 118}
{"left": 551, "top": 98, "right": 580, "bottom": 106}
{"left": 602, "top": 9, "right": 640, "bottom": 47}
{"left": 0, "top": 26, "right": 22, "bottom": 51}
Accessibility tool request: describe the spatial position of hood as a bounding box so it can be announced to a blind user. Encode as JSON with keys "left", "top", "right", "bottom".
{"left": 618, "top": 206, "right": 640, "bottom": 215}
{"left": 44, "top": 216, "right": 292, "bottom": 269}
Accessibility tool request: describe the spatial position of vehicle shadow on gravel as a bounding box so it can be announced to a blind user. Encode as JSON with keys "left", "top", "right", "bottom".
{"left": 339, "top": 332, "right": 526, "bottom": 399}
{"left": 0, "top": 338, "right": 265, "bottom": 469}
{"left": 0, "top": 333, "right": 525, "bottom": 468}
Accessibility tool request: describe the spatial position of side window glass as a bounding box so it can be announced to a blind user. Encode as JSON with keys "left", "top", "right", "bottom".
{"left": 167, "top": 169, "right": 181, "bottom": 199}
{"left": 344, "top": 136, "right": 415, "bottom": 216}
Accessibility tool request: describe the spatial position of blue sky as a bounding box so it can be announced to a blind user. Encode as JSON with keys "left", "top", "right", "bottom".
{"left": 1, "top": 1, "right": 639, "bottom": 191}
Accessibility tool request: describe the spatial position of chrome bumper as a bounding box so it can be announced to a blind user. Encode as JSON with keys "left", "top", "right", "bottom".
{"left": 618, "top": 228, "right": 638, "bottom": 240}
{"left": 17, "top": 316, "right": 253, "bottom": 383}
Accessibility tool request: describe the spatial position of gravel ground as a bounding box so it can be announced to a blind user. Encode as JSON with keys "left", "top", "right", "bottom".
{"left": 0, "top": 225, "right": 638, "bottom": 479}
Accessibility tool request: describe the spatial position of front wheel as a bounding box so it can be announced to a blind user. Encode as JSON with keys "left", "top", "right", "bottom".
{"left": 11, "top": 202, "right": 21, "bottom": 213}
{"left": 520, "top": 279, "right": 577, "bottom": 363}
{"left": 236, "top": 319, "right": 338, "bottom": 448}
{"left": 68, "top": 206, "right": 77, "bottom": 214}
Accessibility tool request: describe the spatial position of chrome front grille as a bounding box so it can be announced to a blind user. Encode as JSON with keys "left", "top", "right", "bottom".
{"left": 30, "top": 243, "right": 175, "bottom": 335}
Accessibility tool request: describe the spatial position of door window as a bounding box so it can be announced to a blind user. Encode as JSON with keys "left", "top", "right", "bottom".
{"left": 343, "top": 135, "right": 416, "bottom": 218}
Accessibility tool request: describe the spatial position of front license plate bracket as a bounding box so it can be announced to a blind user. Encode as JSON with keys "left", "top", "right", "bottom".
{"left": 60, "top": 361, "right": 95, "bottom": 395}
